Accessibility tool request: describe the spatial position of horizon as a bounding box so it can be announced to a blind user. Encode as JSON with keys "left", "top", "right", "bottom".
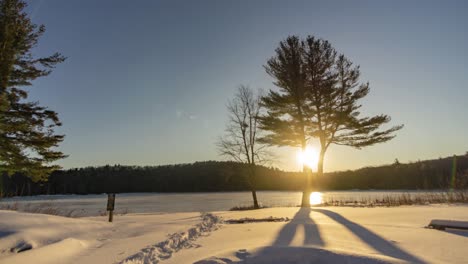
{"left": 24, "top": 0, "right": 468, "bottom": 172}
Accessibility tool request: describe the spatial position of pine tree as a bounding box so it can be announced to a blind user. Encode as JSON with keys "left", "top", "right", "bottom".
{"left": 0, "top": 0, "right": 66, "bottom": 182}
{"left": 261, "top": 35, "right": 402, "bottom": 203}
{"left": 259, "top": 36, "right": 314, "bottom": 207}
{"left": 304, "top": 40, "right": 403, "bottom": 182}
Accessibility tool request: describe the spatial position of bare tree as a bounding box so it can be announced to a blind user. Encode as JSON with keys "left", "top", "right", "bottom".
{"left": 217, "top": 85, "right": 269, "bottom": 209}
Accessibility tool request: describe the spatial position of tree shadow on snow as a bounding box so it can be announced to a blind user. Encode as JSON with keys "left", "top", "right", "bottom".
{"left": 194, "top": 208, "right": 426, "bottom": 264}
{"left": 195, "top": 247, "right": 401, "bottom": 264}
{"left": 0, "top": 230, "right": 15, "bottom": 239}
{"left": 443, "top": 229, "right": 468, "bottom": 238}
{"left": 311, "top": 209, "right": 426, "bottom": 264}
{"left": 272, "top": 207, "right": 324, "bottom": 247}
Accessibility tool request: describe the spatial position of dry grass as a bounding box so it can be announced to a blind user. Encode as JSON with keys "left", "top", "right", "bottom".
{"left": 230, "top": 190, "right": 468, "bottom": 209}
{"left": 116, "top": 207, "right": 129, "bottom": 215}
{"left": 0, "top": 202, "right": 75, "bottom": 217}
{"left": 1, "top": 201, "right": 130, "bottom": 217}
{"left": 0, "top": 202, "right": 19, "bottom": 211}
{"left": 0, "top": 202, "right": 63, "bottom": 215}
{"left": 321, "top": 190, "right": 468, "bottom": 207}
{"left": 230, "top": 205, "right": 269, "bottom": 211}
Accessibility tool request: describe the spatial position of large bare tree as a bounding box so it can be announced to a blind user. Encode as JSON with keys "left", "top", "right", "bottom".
{"left": 217, "top": 85, "right": 269, "bottom": 209}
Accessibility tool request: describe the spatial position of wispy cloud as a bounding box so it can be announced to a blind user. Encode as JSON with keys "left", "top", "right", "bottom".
{"left": 176, "top": 109, "right": 198, "bottom": 121}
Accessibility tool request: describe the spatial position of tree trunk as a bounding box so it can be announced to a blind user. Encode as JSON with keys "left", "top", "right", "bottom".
{"left": 251, "top": 189, "right": 259, "bottom": 209}
{"left": 20, "top": 183, "right": 25, "bottom": 196}
{"left": 301, "top": 164, "right": 311, "bottom": 207}
{"left": 316, "top": 149, "right": 325, "bottom": 189}
{"left": 0, "top": 173, "right": 3, "bottom": 198}
{"left": 248, "top": 164, "right": 260, "bottom": 209}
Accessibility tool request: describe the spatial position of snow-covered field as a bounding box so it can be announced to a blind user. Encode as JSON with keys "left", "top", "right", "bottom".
{"left": 1, "top": 205, "right": 467, "bottom": 264}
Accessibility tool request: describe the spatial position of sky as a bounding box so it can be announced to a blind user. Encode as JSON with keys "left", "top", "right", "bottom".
{"left": 25, "top": 0, "right": 468, "bottom": 172}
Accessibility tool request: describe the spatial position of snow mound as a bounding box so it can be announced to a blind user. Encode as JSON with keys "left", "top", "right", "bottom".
{"left": 121, "top": 213, "right": 221, "bottom": 264}
{"left": 194, "top": 247, "right": 407, "bottom": 264}
{"left": 0, "top": 210, "right": 106, "bottom": 262}
{"left": 2, "top": 238, "right": 87, "bottom": 264}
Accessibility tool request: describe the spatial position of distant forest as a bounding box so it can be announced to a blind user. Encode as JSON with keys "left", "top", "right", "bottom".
{"left": 1, "top": 154, "right": 467, "bottom": 197}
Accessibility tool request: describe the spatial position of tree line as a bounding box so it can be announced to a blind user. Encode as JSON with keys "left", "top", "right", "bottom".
{"left": 1, "top": 154, "right": 466, "bottom": 197}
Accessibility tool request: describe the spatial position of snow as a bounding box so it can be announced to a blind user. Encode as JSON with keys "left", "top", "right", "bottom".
{"left": 167, "top": 206, "right": 468, "bottom": 264}
{"left": 193, "top": 247, "right": 406, "bottom": 264}
{"left": 0, "top": 210, "right": 203, "bottom": 263}
{"left": 120, "top": 213, "right": 221, "bottom": 264}
{"left": 1, "top": 205, "right": 468, "bottom": 263}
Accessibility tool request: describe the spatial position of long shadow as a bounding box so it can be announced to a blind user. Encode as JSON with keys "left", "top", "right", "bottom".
{"left": 444, "top": 229, "right": 468, "bottom": 238}
{"left": 0, "top": 230, "right": 14, "bottom": 239}
{"left": 272, "top": 207, "right": 324, "bottom": 247}
{"left": 311, "top": 209, "right": 426, "bottom": 264}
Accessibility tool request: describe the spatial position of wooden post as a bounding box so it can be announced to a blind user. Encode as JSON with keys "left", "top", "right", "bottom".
{"left": 107, "top": 193, "right": 115, "bottom": 222}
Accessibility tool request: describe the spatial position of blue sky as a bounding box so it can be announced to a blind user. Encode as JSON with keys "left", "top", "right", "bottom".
{"left": 26, "top": 0, "right": 468, "bottom": 172}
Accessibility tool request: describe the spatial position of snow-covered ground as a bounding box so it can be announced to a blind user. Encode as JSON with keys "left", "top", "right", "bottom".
{"left": 1, "top": 205, "right": 467, "bottom": 264}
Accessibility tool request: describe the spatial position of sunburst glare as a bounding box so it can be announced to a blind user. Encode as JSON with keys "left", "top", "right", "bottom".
{"left": 297, "top": 146, "right": 319, "bottom": 171}
{"left": 310, "top": 192, "right": 323, "bottom": 205}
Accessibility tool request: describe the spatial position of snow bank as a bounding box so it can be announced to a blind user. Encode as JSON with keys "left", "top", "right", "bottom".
{"left": 120, "top": 213, "right": 221, "bottom": 264}
{"left": 2, "top": 238, "right": 88, "bottom": 264}
{"left": 0, "top": 210, "right": 203, "bottom": 264}
{"left": 0, "top": 210, "right": 107, "bottom": 263}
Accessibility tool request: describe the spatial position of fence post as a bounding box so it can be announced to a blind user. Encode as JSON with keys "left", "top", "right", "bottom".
{"left": 107, "top": 193, "right": 115, "bottom": 222}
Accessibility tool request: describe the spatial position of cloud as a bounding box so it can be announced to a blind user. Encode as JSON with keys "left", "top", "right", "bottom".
{"left": 176, "top": 109, "right": 198, "bottom": 121}
{"left": 176, "top": 110, "right": 183, "bottom": 119}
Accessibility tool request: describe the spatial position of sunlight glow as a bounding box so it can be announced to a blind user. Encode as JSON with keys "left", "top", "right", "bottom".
{"left": 310, "top": 192, "right": 323, "bottom": 205}
{"left": 297, "top": 146, "right": 319, "bottom": 171}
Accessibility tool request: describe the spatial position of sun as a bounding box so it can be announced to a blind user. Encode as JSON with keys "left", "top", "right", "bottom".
{"left": 297, "top": 146, "right": 319, "bottom": 171}
{"left": 310, "top": 192, "right": 323, "bottom": 205}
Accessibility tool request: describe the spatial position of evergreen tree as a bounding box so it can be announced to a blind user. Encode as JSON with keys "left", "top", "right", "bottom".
{"left": 261, "top": 35, "right": 402, "bottom": 202}
{"left": 0, "top": 0, "right": 66, "bottom": 182}
{"left": 303, "top": 38, "right": 403, "bottom": 182}
{"left": 259, "top": 36, "right": 313, "bottom": 207}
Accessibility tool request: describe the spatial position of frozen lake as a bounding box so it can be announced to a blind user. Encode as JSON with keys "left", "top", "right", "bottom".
{"left": 0, "top": 190, "right": 450, "bottom": 217}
